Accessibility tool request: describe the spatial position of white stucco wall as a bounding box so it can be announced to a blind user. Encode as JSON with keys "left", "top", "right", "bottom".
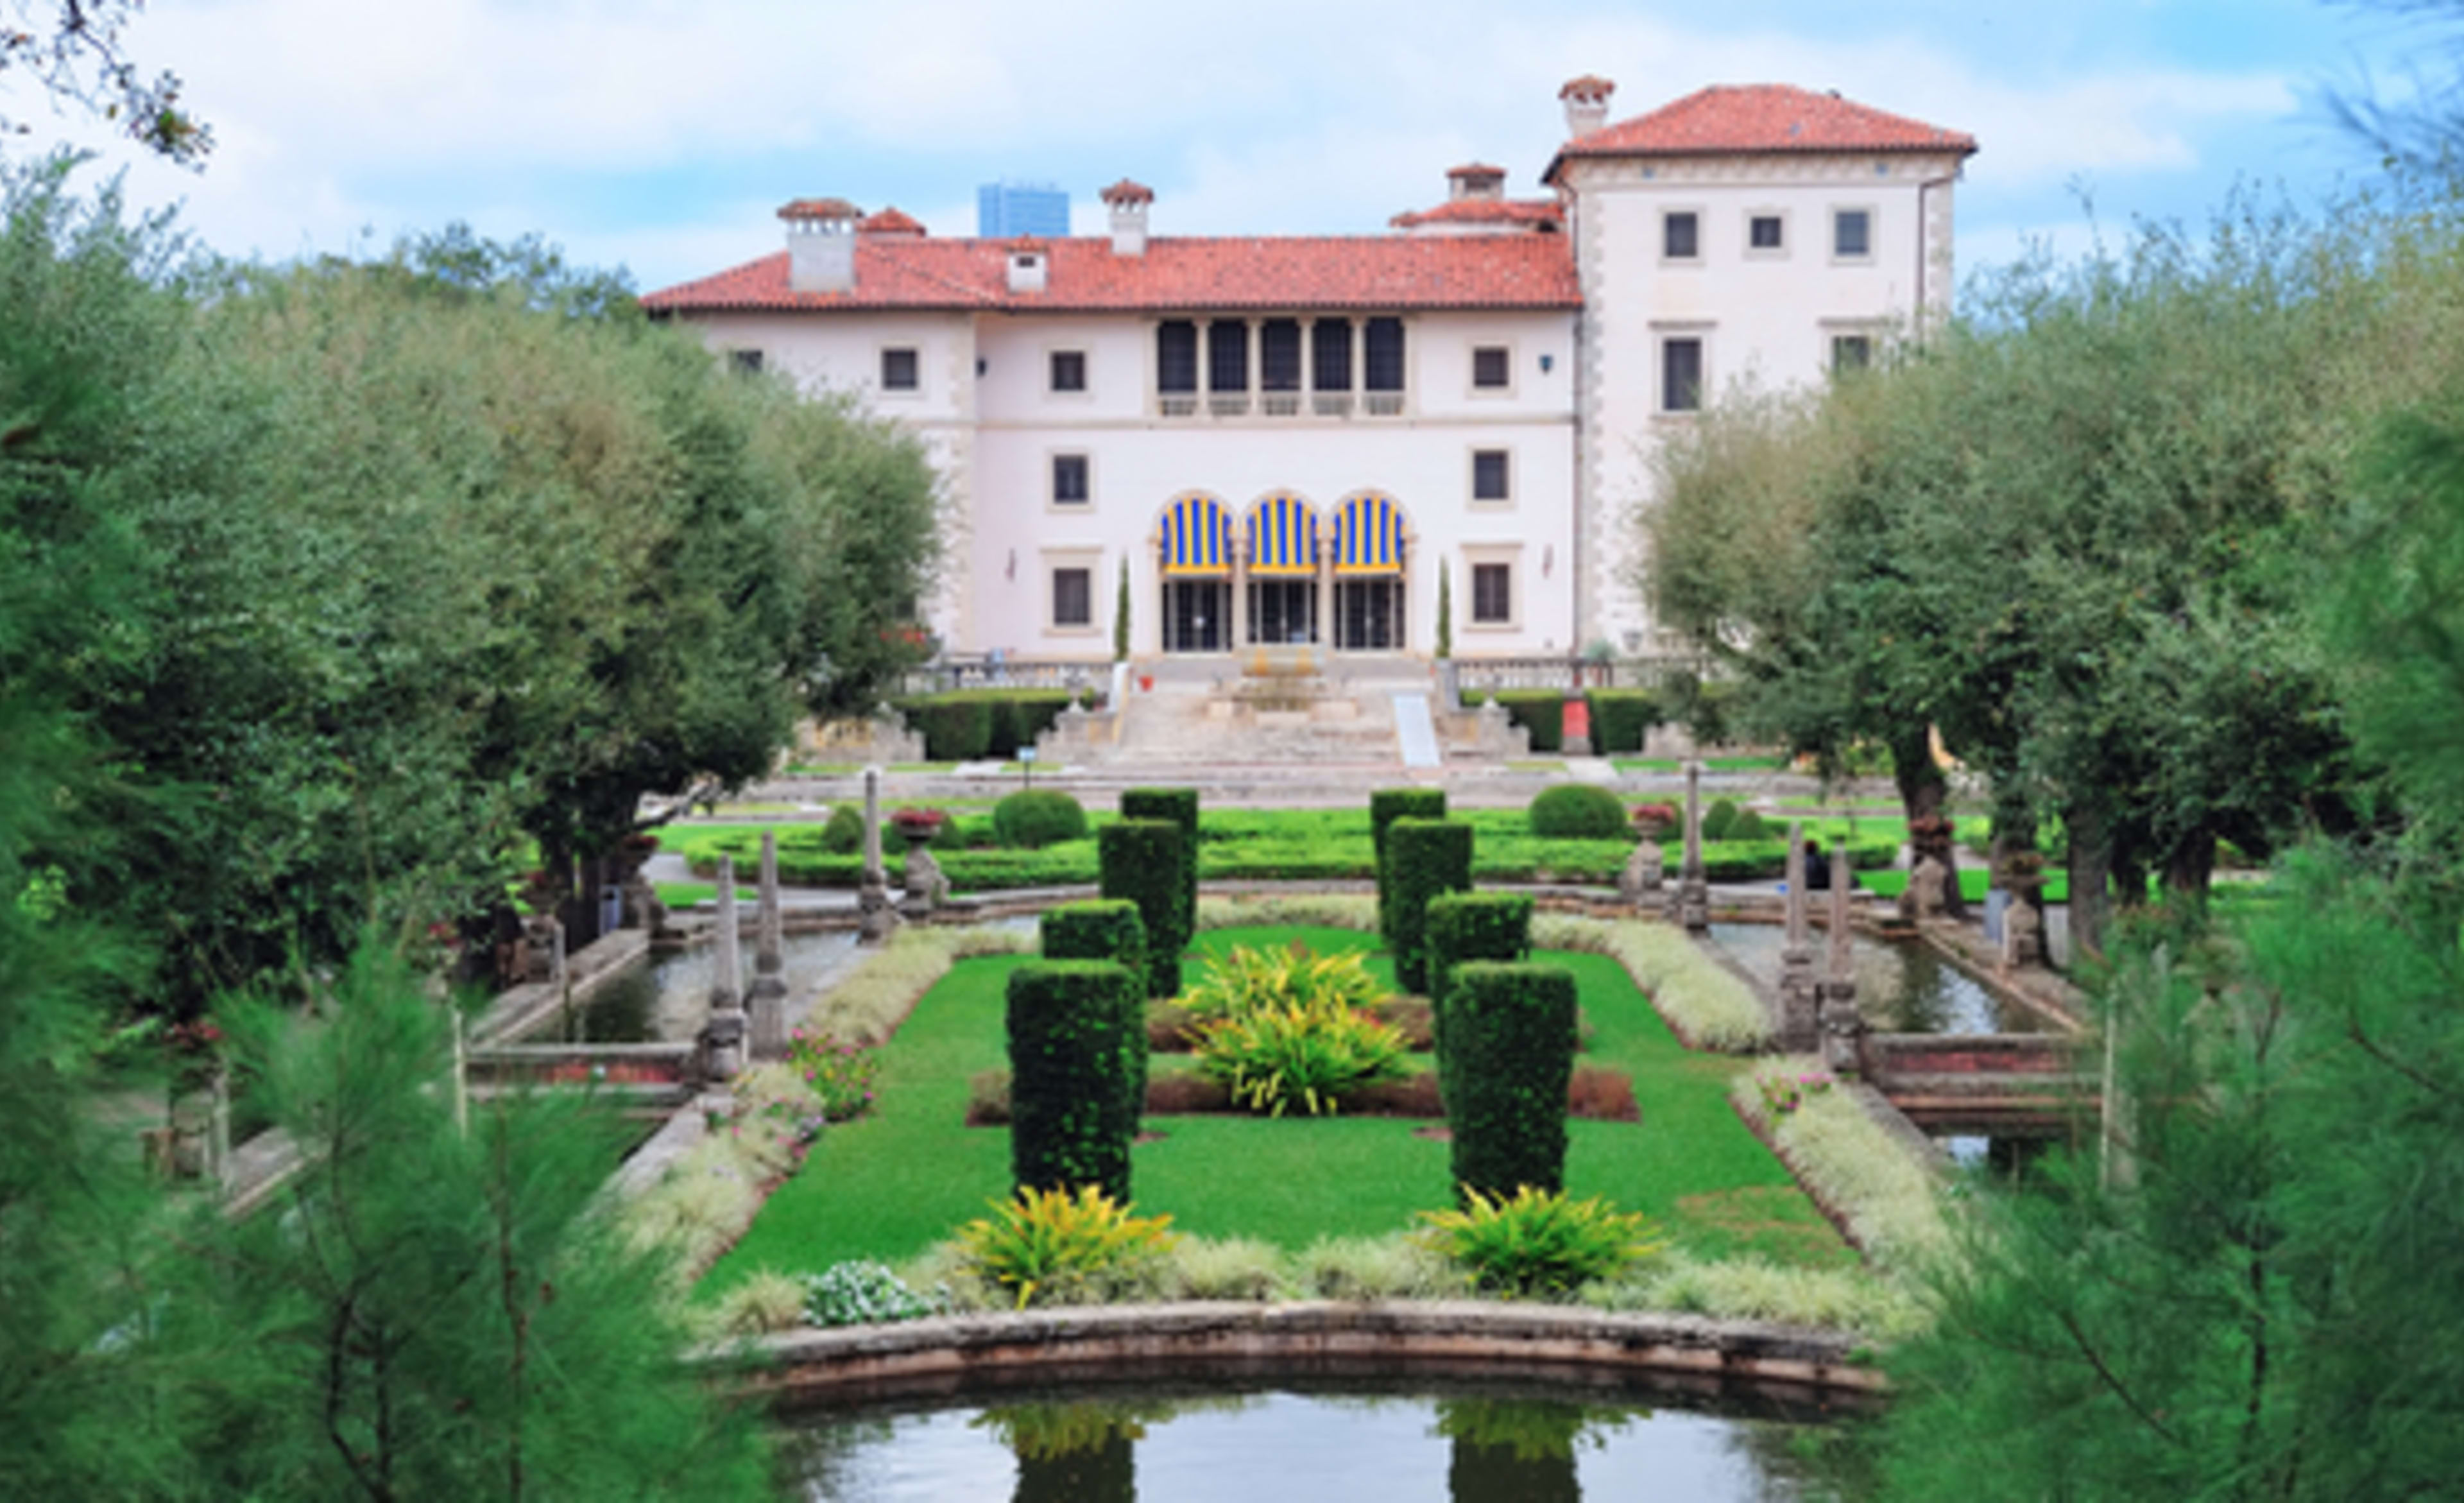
{"left": 1565, "top": 151, "right": 1962, "bottom": 651}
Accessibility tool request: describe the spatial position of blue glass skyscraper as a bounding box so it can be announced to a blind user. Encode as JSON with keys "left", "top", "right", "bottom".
{"left": 977, "top": 182, "right": 1070, "bottom": 239}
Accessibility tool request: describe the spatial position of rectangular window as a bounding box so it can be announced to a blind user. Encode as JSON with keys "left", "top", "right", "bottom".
{"left": 1471, "top": 563, "right": 1512, "bottom": 625}
{"left": 1471, "top": 346, "right": 1510, "bottom": 390}
{"left": 1663, "top": 210, "right": 1700, "bottom": 260}
{"left": 1312, "top": 319, "right": 1353, "bottom": 390}
{"left": 1472, "top": 449, "right": 1510, "bottom": 502}
{"left": 1831, "top": 334, "right": 1874, "bottom": 373}
{"left": 1260, "top": 319, "right": 1303, "bottom": 391}
{"left": 1049, "top": 349, "right": 1086, "bottom": 392}
{"left": 880, "top": 347, "right": 919, "bottom": 391}
{"left": 728, "top": 348, "right": 764, "bottom": 375}
{"left": 1661, "top": 337, "right": 1703, "bottom": 413}
{"left": 1157, "top": 321, "right": 1198, "bottom": 393}
{"left": 1052, "top": 453, "right": 1090, "bottom": 505}
{"left": 1364, "top": 317, "right": 1406, "bottom": 392}
{"left": 1208, "top": 320, "right": 1249, "bottom": 391}
{"left": 1749, "top": 214, "right": 1783, "bottom": 250}
{"left": 1833, "top": 209, "right": 1872, "bottom": 259}
{"left": 1052, "top": 567, "right": 1093, "bottom": 628}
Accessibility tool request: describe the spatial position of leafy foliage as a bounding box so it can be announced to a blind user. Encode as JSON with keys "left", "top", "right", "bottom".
{"left": 799, "top": 1260, "right": 947, "bottom": 1328}
{"left": 954, "top": 1185, "right": 1179, "bottom": 1310}
{"left": 1417, "top": 1187, "right": 1666, "bottom": 1298}
{"left": 1191, "top": 997, "right": 1410, "bottom": 1116}
{"left": 1005, "top": 959, "right": 1142, "bottom": 1201}
{"left": 995, "top": 788, "right": 1090, "bottom": 848}
{"left": 784, "top": 1029, "right": 880, "bottom": 1122}
{"left": 1179, "top": 941, "right": 1385, "bottom": 1021}
{"left": 1383, "top": 817, "right": 1475, "bottom": 993}
{"left": 1425, "top": 892, "right": 1534, "bottom": 1110}
{"left": 1097, "top": 818, "right": 1187, "bottom": 998}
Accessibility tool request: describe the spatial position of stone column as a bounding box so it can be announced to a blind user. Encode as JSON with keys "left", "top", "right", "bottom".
{"left": 1231, "top": 539, "right": 1249, "bottom": 652}
{"left": 1779, "top": 821, "right": 1820, "bottom": 1051}
{"left": 748, "top": 830, "right": 789, "bottom": 1061}
{"left": 1316, "top": 537, "right": 1336, "bottom": 652}
{"left": 1676, "top": 760, "right": 1709, "bottom": 932}
{"left": 701, "top": 856, "right": 748, "bottom": 1081}
{"left": 857, "top": 764, "right": 896, "bottom": 944}
{"left": 1819, "top": 837, "right": 1862, "bottom": 1073}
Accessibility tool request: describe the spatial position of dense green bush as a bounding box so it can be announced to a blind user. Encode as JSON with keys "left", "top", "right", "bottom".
{"left": 1528, "top": 783, "right": 1631, "bottom": 839}
{"left": 1425, "top": 892, "right": 1534, "bottom": 1112}
{"left": 1099, "top": 819, "right": 1188, "bottom": 997}
{"left": 1584, "top": 690, "right": 1661, "bottom": 753}
{"left": 891, "top": 691, "right": 1075, "bottom": 760}
{"left": 1700, "top": 798, "right": 1741, "bottom": 842}
{"left": 1005, "top": 960, "right": 1142, "bottom": 1202}
{"left": 820, "top": 803, "right": 866, "bottom": 855}
{"left": 1448, "top": 961, "right": 1578, "bottom": 1201}
{"left": 1192, "top": 999, "right": 1410, "bottom": 1116}
{"left": 995, "top": 789, "right": 1089, "bottom": 848}
{"left": 1482, "top": 691, "right": 1564, "bottom": 752}
{"left": 1728, "top": 809, "right": 1770, "bottom": 843}
{"left": 1387, "top": 818, "right": 1475, "bottom": 994}
{"left": 1122, "top": 787, "right": 1199, "bottom": 957}
{"left": 1041, "top": 900, "right": 1149, "bottom": 1113}
{"left": 1417, "top": 1187, "right": 1664, "bottom": 1297}
{"left": 1371, "top": 789, "right": 1446, "bottom": 957}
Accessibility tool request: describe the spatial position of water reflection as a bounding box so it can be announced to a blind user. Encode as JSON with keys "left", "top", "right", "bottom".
{"left": 780, "top": 1378, "right": 1875, "bottom": 1502}
{"left": 527, "top": 929, "right": 859, "bottom": 1044}
{"left": 1707, "top": 924, "right": 2041, "bottom": 1036}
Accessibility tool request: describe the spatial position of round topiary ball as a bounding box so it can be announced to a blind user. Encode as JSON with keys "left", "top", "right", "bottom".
{"left": 1700, "top": 798, "right": 1741, "bottom": 842}
{"left": 1528, "top": 782, "right": 1632, "bottom": 839}
{"left": 819, "top": 803, "right": 866, "bottom": 854}
{"left": 1728, "top": 809, "right": 1770, "bottom": 843}
{"left": 993, "top": 788, "right": 1090, "bottom": 849}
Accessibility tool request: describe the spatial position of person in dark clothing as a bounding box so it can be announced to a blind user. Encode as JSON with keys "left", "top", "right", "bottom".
{"left": 1802, "top": 839, "right": 1832, "bottom": 891}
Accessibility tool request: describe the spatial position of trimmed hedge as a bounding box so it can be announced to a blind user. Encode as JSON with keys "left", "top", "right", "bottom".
{"left": 820, "top": 803, "right": 864, "bottom": 855}
{"left": 1386, "top": 818, "right": 1475, "bottom": 995}
{"left": 1585, "top": 689, "right": 1661, "bottom": 754}
{"left": 891, "top": 691, "right": 1075, "bottom": 760}
{"left": 1448, "top": 961, "right": 1578, "bottom": 1202}
{"left": 1425, "top": 892, "right": 1534, "bottom": 1113}
{"left": 1120, "top": 788, "right": 1199, "bottom": 952}
{"left": 1005, "top": 959, "right": 1142, "bottom": 1201}
{"left": 1371, "top": 789, "right": 1447, "bottom": 959}
{"left": 1528, "top": 782, "right": 1630, "bottom": 839}
{"left": 1099, "top": 819, "right": 1188, "bottom": 998}
{"left": 1040, "top": 900, "right": 1149, "bottom": 1117}
{"left": 994, "top": 789, "right": 1088, "bottom": 848}
{"left": 1483, "top": 691, "right": 1564, "bottom": 752}
{"left": 1701, "top": 798, "right": 1741, "bottom": 842}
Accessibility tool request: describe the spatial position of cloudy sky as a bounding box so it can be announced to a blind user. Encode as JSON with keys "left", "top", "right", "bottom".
{"left": 1, "top": 0, "right": 2445, "bottom": 294}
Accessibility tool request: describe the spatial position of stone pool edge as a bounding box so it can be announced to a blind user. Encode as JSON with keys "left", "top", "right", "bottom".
{"left": 712, "top": 1300, "right": 1885, "bottom": 1403}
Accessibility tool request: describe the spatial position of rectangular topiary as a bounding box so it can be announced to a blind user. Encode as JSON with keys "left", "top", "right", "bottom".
{"left": 1447, "top": 961, "right": 1578, "bottom": 1202}
{"left": 1121, "top": 787, "right": 1199, "bottom": 947}
{"left": 1041, "top": 899, "right": 1151, "bottom": 1113}
{"left": 891, "top": 696, "right": 994, "bottom": 761}
{"left": 1099, "top": 819, "right": 1189, "bottom": 998}
{"left": 1005, "top": 959, "right": 1142, "bottom": 1202}
{"left": 1425, "top": 891, "right": 1534, "bottom": 1112}
{"left": 1385, "top": 817, "right": 1475, "bottom": 995}
{"left": 1370, "top": 789, "right": 1446, "bottom": 956}
{"left": 1584, "top": 689, "right": 1661, "bottom": 754}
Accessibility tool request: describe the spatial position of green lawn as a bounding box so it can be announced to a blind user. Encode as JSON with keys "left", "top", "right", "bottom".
{"left": 1612, "top": 754, "right": 1793, "bottom": 773}
{"left": 705, "top": 925, "right": 1853, "bottom": 1294}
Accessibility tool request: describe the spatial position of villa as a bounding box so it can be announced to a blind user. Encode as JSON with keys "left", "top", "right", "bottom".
{"left": 643, "top": 78, "right": 1976, "bottom": 666}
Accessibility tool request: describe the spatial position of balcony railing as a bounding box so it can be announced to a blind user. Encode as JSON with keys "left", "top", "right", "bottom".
{"left": 1151, "top": 391, "right": 1405, "bottom": 419}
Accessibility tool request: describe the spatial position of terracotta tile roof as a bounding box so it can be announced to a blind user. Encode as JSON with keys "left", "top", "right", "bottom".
{"left": 1446, "top": 162, "right": 1507, "bottom": 178}
{"left": 858, "top": 207, "right": 925, "bottom": 235}
{"left": 1099, "top": 178, "right": 1154, "bottom": 205}
{"left": 1559, "top": 74, "right": 1614, "bottom": 103}
{"left": 644, "top": 233, "right": 1580, "bottom": 314}
{"left": 1388, "top": 198, "right": 1562, "bottom": 231}
{"left": 1549, "top": 83, "right": 1975, "bottom": 175}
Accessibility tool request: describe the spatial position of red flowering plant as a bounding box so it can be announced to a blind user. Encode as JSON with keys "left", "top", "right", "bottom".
{"left": 787, "top": 1029, "right": 881, "bottom": 1122}
{"left": 165, "top": 1017, "right": 225, "bottom": 1093}
{"left": 1630, "top": 803, "right": 1679, "bottom": 839}
{"left": 889, "top": 806, "right": 948, "bottom": 841}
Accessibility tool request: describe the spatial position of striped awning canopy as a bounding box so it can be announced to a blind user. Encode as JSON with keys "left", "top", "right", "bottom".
{"left": 1245, "top": 492, "right": 1319, "bottom": 576}
{"left": 1331, "top": 490, "right": 1408, "bottom": 574}
{"left": 1158, "top": 491, "right": 1234, "bottom": 575}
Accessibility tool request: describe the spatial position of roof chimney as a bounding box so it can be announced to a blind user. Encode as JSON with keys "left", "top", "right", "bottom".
{"left": 1100, "top": 178, "right": 1153, "bottom": 257}
{"left": 1446, "top": 162, "right": 1507, "bottom": 202}
{"left": 780, "top": 198, "right": 860, "bottom": 293}
{"left": 1006, "top": 237, "right": 1049, "bottom": 294}
{"left": 1559, "top": 75, "right": 1615, "bottom": 138}
{"left": 858, "top": 206, "right": 927, "bottom": 237}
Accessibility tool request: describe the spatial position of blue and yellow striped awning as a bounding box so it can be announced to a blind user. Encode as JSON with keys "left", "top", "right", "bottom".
{"left": 1245, "top": 492, "right": 1319, "bottom": 576}
{"left": 1159, "top": 491, "right": 1234, "bottom": 575}
{"left": 1331, "top": 490, "right": 1408, "bottom": 575}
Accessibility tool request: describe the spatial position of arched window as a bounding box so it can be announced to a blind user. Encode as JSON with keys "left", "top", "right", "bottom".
{"left": 1330, "top": 491, "right": 1410, "bottom": 651}
{"left": 1156, "top": 492, "right": 1234, "bottom": 652}
{"left": 1245, "top": 491, "right": 1319, "bottom": 646}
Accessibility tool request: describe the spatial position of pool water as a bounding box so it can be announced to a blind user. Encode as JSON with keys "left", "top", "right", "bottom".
{"left": 524, "top": 929, "right": 860, "bottom": 1044}
{"left": 1706, "top": 923, "right": 2042, "bottom": 1036}
{"left": 780, "top": 1379, "right": 1874, "bottom": 1502}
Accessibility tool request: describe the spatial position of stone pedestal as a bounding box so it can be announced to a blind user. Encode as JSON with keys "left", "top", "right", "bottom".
{"left": 521, "top": 913, "right": 565, "bottom": 984}
{"left": 1677, "top": 760, "right": 1709, "bottom": 933}
{"left": 900, "top": 845, "right": 945, "bottom": 922}
{"left": 700, "top": 857, "right": 749, "bottom": 1081}
{"left": 1620, "top": 841, "right": 1664, "bottom": 909}
{"left": 1818, "top": 837, "right": 1861, "bottom": 1072}
{"left": 748, "top": 831, "right": 790, "bottom": 1061}
{"left": 1777, "top": 824, "right": 1820, "bottom": 1051}
{"left": 857, "top": 765, "right": 898, "bottom": 945}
